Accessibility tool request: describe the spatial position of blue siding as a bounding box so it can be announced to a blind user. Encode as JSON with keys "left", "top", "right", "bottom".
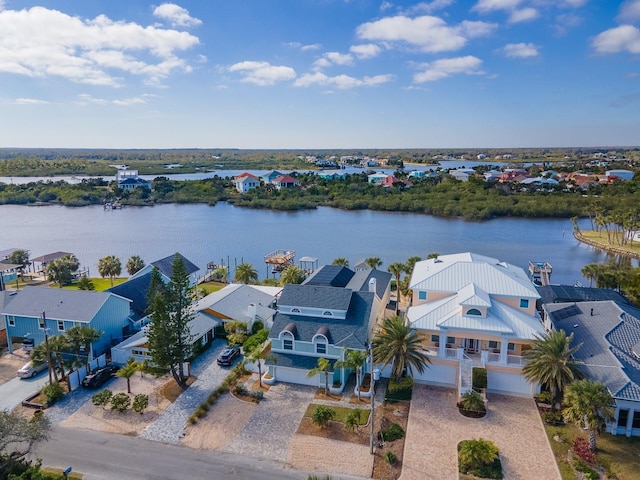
{"left": 90, "top": 296, "right": 131, "bottom": 356}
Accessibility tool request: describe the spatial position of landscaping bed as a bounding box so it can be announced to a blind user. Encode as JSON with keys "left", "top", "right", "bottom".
{"left": 372, "top": 400, "right": 410, "bottom": 480}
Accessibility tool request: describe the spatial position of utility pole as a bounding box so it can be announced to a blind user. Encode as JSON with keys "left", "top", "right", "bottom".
{"left": 41, "top": 311, "right": 53, "bottom": 384}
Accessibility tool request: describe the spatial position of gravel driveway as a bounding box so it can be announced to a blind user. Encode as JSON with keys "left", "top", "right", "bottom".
{"left": 401, "top": 385, "right": 561, "bottom": 480}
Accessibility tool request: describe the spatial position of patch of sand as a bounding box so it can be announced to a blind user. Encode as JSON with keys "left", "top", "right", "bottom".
{"left": 181, "top": 391, "right": 257, "bottom": 450}
{"left": 288, "top": 434, "right": 373, "bottom": 478}
{"left": 0, "top": 349, "right": 32, "bottom": 383}
{"left": 60, "top": 374, "right": 171, "bottom": 435}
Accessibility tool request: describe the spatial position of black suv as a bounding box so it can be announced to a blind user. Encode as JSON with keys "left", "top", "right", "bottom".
{"left": 216, "top": 346, "right": 241, "bottom": 367}
{"left": 81, "top": 365, "right": 119, "bottom": 388}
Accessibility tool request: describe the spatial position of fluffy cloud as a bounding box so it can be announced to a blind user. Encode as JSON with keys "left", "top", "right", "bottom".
{"left": 501, "top": 42, "right": 540, "bottom": 58}
{"left": 413, "top": 55, "right": 483, "bottom": 82}
{"left": 228, "top": 61, "right": 296, "bottom": 86}
{"left": 473, "top": 0, "right": 522, "bottom": 14}
{"left": 357, "top": 16, "right": 469, "bottom": 53}
{"left": 14, "top": 98, "right": 50, "bottom": 105}
{"left": 618, "top": 0, "right": 640, "bottom": 23}
{"left": 350, "top": 44, "right": 382, "bottom": 59}
{"left": 153, "top": 3, "right": 201, "bottom": 28}
{"left": 592, "top": 25, "right": 640, "bottom": 54}
{"left": 294, "top": 72, "right": 394, "bottom": 89}
{"left": 459, "top": 20, "right": 498, "bottom": 38}
{"left": 400, "top": 0, "right": 454, "bottom": 15}
{"left": 0, "top": 6, "right": 199, "bottom": 87}
{"left": 509, "top": 8, "right": 539, "bottom": 23}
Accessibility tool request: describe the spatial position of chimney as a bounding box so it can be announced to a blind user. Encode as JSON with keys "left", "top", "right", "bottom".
{"left": 368, "top": 277, "right": 377, "bottom": 294}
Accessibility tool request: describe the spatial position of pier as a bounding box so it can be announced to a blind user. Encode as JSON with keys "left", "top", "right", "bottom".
{"left": 264, "top": 249, "right": 295, "bottom": 276}
{"left": 529, "top": 261, "right": 553, "bottom": 286}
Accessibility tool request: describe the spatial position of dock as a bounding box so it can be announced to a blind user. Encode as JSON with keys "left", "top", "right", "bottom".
{"left": 264, "top": 249, "right": 295, "bottom": 274}
{"left": 529, "top": 261, "right": 553, "bottom": 286}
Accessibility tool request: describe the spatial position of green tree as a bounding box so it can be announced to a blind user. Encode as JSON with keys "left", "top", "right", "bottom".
{"left": 147, "top": 255, "right": 194, "bottom": 388}
{"left": 459, "top": 390, "right": 485, "bottom": 412}
{"left": 563, "top": 379, "right": 614, "bottom": 451}
{"left": 404, "top": 255, "right": 422, "bottom": 277}
{"left": 98, "top": 255, "right": 122, "bottom": 287}
{"left": 0, "top": 410, "right": 50, "bottom": 470}
{"left": 306, "top": 357, "right": 332, "bottom": 395}
{"left": 332, "top": 257, "right": 349, "bottom": 267}
{"left": 213, "top": 266, "right": 228, "bottom": 283}
{"left": 522, "top": 330, "right": 583, "bottom": 411}
{"left": 46, "top": 254, "right": 80, "bottom": 287}
{"left": 311, "top": 405, "right": 336, "bottom": 429}
{"left": 8, "top": 249, "right": 29, "bottom": 289}
{"left": 279, "top": 265, "right": 305, "bottom": 286}
{"left": 388, "top": 262, "right": 406, "bottom": 315}
{"left": 125, "top": 255, "right": 145, "bottom": 276}
{"left": 91, "top": 389, "right": 113, "bottom": 409}
{"left": 334, "top": 349, "right": 368, "bottom": 401}
{"left": 133, "top": 394, "right": 149, "bottom": 414}
{"left": 110, "top": 392, "right": 131, "bottom": 412}
{"left": 77, "top": 276, "right": 95, "bottom": 290}
{"left": 65, "top": 325, "right": 103, "bottom": 373}
{"left": 458, "top": 438, "right": 499, "bottom": 474}
{"left": 365, "top": 257, "right": 382, "bottom": 269}
{"left": 224, "top": 320, "right": 249, "bottom": 346}
{"left": 117, "top": 358, "right": 139, "bottom": 394}
{"left": 372, "top": 315, "right": 430, "bottom": 381}
{"left": 234, "top": 262, "right": 258, "bottom": 284}
{"left": 581, "top": 263, "right": 600, "bottom": 288}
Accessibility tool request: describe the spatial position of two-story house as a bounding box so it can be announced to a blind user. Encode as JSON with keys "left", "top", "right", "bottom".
{"left": 407, "top": 252, "right": 545, "bottom": 396}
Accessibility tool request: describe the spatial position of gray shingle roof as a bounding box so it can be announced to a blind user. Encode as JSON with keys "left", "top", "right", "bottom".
{"left": 151, "top": 253, "right": 199, "bottom": 277}
{"left": 107, "top": 272, "right": 152, "bottom": 318}
{"left": 545, "top": 300, "right": 640, "bottom": 401}
{"left": 302, "top": 265, "right": 354, "bottom": 287}
{"left": 278, "top": 284, "right": 353, "bottom": 311}
{"left": 346, "top": 268, "right": 392, "bottom": 299}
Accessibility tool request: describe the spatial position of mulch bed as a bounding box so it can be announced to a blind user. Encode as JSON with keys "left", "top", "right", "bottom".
{"left": 372, "top": 401, "right": 410, "bottom": 480}
{"left": 296, "top": 417, "right": 369, "bottom": 445}
{"left": 159, "top": 375, "right": 196, "bottom": 402}
{"left": 313, "top": 388, "right": 343, "bottom": 401}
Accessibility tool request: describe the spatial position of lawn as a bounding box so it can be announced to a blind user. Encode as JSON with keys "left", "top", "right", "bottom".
{"left": 63, "top": 277, "right": 127, "bottom": 291}
{"left": 543, "top": 421, "right": 640, "bottom": 480}
{"left": 579, "top": 230, "right": 640, "bottom": 256}
{"left": 303, "top": 403, "right": 369, "bottom": 425}
{"left": 197, "top": 281, "right": 226, "bottom": 295}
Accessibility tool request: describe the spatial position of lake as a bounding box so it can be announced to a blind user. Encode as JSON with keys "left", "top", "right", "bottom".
{"left": 0, "top": 202, "right": 607, "bottom": 285}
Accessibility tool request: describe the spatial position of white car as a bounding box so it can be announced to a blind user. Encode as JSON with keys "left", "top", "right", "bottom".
{"left": 16, "top": 361, "right": 48, "bottom": 379}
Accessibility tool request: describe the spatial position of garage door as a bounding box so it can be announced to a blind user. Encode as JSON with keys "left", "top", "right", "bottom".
{"left": 413, "top": 363, "right": 457, "bottom": 387}
{"left": 488, "top": 370, "right": 535, "bottom": 395}
{"left": 274, "top": 366, "right": 316, "bottom": 386}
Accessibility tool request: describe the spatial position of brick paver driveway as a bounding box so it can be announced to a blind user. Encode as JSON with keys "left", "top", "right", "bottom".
{"left": 401, "top": 385, "right": 561, "bottom": 480}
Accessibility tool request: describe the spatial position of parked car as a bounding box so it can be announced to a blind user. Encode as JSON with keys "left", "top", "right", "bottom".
{"left": 216, "top": 346, "right": 241, "bottom": 367}
{"left": 22, "top": 338, "right": 34, "bottom": 351}
{"left": 16, "top": 361, "right": 48, "bottom": 378}
{"left": 81, "top": 365, "right": 119, "bottom": 388}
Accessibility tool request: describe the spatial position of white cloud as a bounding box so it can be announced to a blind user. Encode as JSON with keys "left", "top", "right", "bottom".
{"left": 286, "top": 42, "right": 322, "bottom": 51}
{"left": 413, "top": 55, "right": 483, "bottom": 82}
{"left": 459, "top": 20, "right": 498, "bottom": 38}
{"left": 112, "top": 94, "right": 155, "bottom": 106}
{"left": 380, "top": 1, "right": 394, "bottom": 11}
{"left": 509, "top": 8, "right": 539, "bottom": 23}
{"left": 401, "top": 0, "right": 454, "bottom": 15}
{"left": 14, "top": 98, "right": 50, "bottom": 105}
{"left": 592, "top": 25, "right": 640, "bottom": 54}
{"left": 618, "top": 0, "right": 640, "bottom": 23}
{"left": 473, "top": 0, "right": 522, "bottom": 14}
{"left": 558, "top": 0, "right": 587, "bottom": 7}
{"left": 312, "top": 58, "right": 332, "bottom": 70}
{"left": 501, "top": 42, "right": 540, "bottom": 58}
{"left": 75, "top": 93, "right": 109, "bottom": 106}
{"left": 356, "top": 15, "right": 468, "bottom": 53}
{"left": 553, "top": 13, "right": 582, "bottom": 36}
{"left": 153, "top": 3, "right": 201, "bottom": 28}
{"left": 350, "top": 44, "right": 382, "bottom": 59}
{"left": 228, "top": 61, "right": 296, "bottom": 86}
{"left": 0, "top": 6, "right": 199, "bottom": 87}
{"left": 294, "top": 72, "right": 394, "bottom": 89}
{"left": 324, "top": 52, "right": 354, "bottom": 65}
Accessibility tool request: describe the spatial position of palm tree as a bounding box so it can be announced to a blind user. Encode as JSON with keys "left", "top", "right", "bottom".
{"left": 65, "top": 325, "right": 103, "bottom": 373}
{"left": 117, "top": 358, "right": 140, "bottom": 394}
{"left": 306, "top": 357, "right": 332, "bottom": 395}
{"left": 563, "top": 379, "right": 614, "bottom": 451}
{"left": 581, "top": 264, "right": 600, "bottom": 287}
{"left": 387, "top": 262, "right": 406, "bottom": 315}
{"left": 334, "top": 349, "right": 368, "bottom": 400}
{"left": 279, "top": 265, "right": 305, "bottom": 286}
{"left": 372, "top": 316, "right": 430, "bottom": 381}
{"left": 234, "top": 262, "right": 258, "bottom": 284}
{"left": 98, "top": 255, "right": 122, "bottom": 287}
{"left": 46, "top": 254, "right": 80, "bottom": 287}
{"left": 404, "top": 256, "right": 422, "bottom": 277}
{"left": 125, "top": 255, "right": 145, "bottom": 276}
{"left": 522, "top": 330, "right": 583, "bottom": 411}
{"left": 365, "top": 257, "right": 382, "bottom": 270}
{"left": 332, "top": 257, "right": 349, "bottom": 267}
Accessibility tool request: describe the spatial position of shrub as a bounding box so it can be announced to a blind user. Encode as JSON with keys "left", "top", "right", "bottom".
{"left": 312, "top": 405, "right": 336, "bottom": 428}
{"left": 387, "top": 376, "right": 413, "bottom": 401}
{"left": 243, "top": 328, "right": 269, "bottom": 354}
{"left": 378, "top": 423, "right": 405, "bottom": 442}
{"left": 574, "top": 459, "right": 599, "bottom": 480}
{"left": 542, "top": 410, "right": 564, "bottom": 425}
{"left": 91, "top": 389, "right": 113, "bottom": 408}
{"left": 233, "top": 382, "right": 249, "bottom": 396}
{"left": 345, "top": 412, "right": 359, "bottom": 432}
{"left": 132, "top": 394, "right": 149, "bottom": 414}
{"left": 384, "top": 451, "right": 397, "bottom": 465}
{"left": 251, "top": 320, "right": 265, "bottom": 335}
{"left": 458, "top": 439, "right": 503, "bottom": 479}
{"left": 573, "top": 437, "right": 596, "bottom": 464}
{"left": 41, "top": 382, "right": 65, "bottom": 405}
{"left": 459, "top": 390, "right": 485, "bottom": 413}
{"left": 250, "top": 390, "right": 264, "bottom": 402}
{"left": 472, "top": 368, "right": 488, "bottom": 390}
{"left": 534, "top": 391, "right": 552, "bottom": 404}
{"left": 110, "top": 392, "right": 131, "bottom": 412}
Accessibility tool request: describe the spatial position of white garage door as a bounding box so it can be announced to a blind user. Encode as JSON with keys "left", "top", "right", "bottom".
{"left": 488, "top": 370, "right": 534, "bottom": 395}
{"left": 274, "top": 366, "right": 316, "bottom": 386}
{"left": 413, "top": 363, "right": 457, "bottom": 387}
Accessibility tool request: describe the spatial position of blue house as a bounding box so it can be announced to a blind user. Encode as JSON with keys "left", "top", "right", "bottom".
{"left": 261, "top": 170, "right": 283, "bottom": 184}
{"left": 1, "top": 286, "right": 131, "bottom": 358}
{"left": 129, "top": 253, "right": 199, "bottom": 285}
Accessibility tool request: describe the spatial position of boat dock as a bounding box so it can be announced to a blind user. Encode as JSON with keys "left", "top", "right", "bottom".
{"left": 264, "top": 249, "right": 295, "bottom": 275}
{"left": 529, "top": 261, "right": 553, "bottom": 286}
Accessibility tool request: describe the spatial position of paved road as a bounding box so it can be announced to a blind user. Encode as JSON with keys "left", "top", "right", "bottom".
{"left": 0, "top": 373, "right": 48, "bottom": 411}
{"left": 33, "top": 426, "right": 365, "bottom": 480}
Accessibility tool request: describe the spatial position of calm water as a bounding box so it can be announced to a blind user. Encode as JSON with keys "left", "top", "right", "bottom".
{"left": 0, "top": 202, "right": 606, "bottom": 285}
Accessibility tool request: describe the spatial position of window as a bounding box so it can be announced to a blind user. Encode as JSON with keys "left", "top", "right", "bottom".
{"left": 430, "top": 334, "right": 439, "bottom": 343}
{"left": 7, "top": 315, "right": 15, "bottom": 327}
{"left": 508, "top": 342, "right": 515, "bottom": 351}
{"left": 520, "top": 299, "right": 529, "bottom": 309}
{"left": 618, "top": 409, "right": 629, "bottom": 427}
{"left": 488, "top": 340, "right": 498, "bottom": 349}
{"left": 323, "top": 311, "right": 333, "bottom": 316}
{"left": 291, "top": 308, "right": 300, "bottom": 313}
{"left": 467, "top": 308, "right": 482, "bottom": 316}
{"left": 632, "top": 411, "right": 640, "bottom": 429}
{"left": 316, "top": 343, "right": 327, "bottom": 354}
{"left": 38, "top": 316, "right": 45, "bottom": 329}
{"left": 57, "top": 320, "right": 65, "bottom": 332}
{"left": 418, "top": 291, "right": 427, "bottom": 300}
{"left": 283, "top": 339, "right": 293, "bottom": 350}
{"left": 446, "top": 337, "right": 456, "bottom": 345}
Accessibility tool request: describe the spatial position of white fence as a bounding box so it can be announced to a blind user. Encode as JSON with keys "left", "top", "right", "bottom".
{"left": 67, "top": 354, "right": 107, "bottom": 390}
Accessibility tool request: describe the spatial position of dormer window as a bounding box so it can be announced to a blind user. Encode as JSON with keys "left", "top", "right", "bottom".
{"left": 323, "top": 311, "right": 333, "bottom": 316}
{"left": 281, "top": 331, "right": 294, "bottom": 350}
{"left": 467, "top": 308, "right": 482, "bottom": 316}
{"left": 292, "top": 308, "right": 300, "bottom": 313}
{"left": 313, "top": 333, "right": 329, "bottom": 354}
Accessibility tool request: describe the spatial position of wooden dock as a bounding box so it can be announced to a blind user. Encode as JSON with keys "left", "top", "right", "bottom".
{"left": 529, "top": 261, "right": 552, "bottom": 286}
{"left": 264, "top": 249, "right": 295, "bottom": 273}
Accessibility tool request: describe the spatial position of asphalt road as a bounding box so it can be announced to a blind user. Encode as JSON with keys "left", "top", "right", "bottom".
{"left": 0, "top": 373, "right": 48, "bottom": 411}
{"left": 33, "top": 426, "right": 365, "bottom": 480}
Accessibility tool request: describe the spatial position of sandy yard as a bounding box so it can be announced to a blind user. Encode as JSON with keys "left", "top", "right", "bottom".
{"left": 288, "top": 434, "right": 373, "bottom": 478}
{"left": 0, "top": 348, "right": 32, "bottom": 383}
{"left": 180, "top": 392, "right": 257, "bottom": 450}
{"left": 60, "top": 374, "right": 173, "bottom": 435}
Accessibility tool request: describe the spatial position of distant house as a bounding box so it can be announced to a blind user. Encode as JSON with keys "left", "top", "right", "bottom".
{"left": 483, "top": 170, "right": 502, "bottom": 182}
{"left": 129, "top": 253, "right": 199, "bottom": 286}
{"left": 272, "top": 174, "right": 299, "bottom": 189}
{"left": 497, "top": 169, "right": 530, "bottom": 183}
{"left": 115, "top": 167, "right": 151, "bottom": 190}
{"left": 367, "top": 172, "right": 388, "bottom": 184}
{"left": 542, "top": 301, "right": 640, "bottom": 437}
{"left": 261, "top": 171, "right": 283, "bottom": 183}
{"left": 408, "top": 170, "right": 425, "bottom": 179}
{"left": 234, "top": 173, "right": 260, "bottom": 193}
{"left": 449, "top": 168, "right": 476, "bottom": 182}
{"left": 1, "top": 286, "right": 131, "bottom": 358}
{"left": 379, "top": 176, "right": 412, "bottom": 188}
{"left": 606, "top": 170, "right": 634, "bottom": 181}
{"left": 317, "top": 170, "right": 347, "bottom": 180}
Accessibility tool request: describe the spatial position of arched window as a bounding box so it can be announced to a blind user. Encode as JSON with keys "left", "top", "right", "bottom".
{"left": 467, "top": 308, "right": 482, "bottom": 316}
{"left": 281, "top": 331, "right": 294, "bottom": 350}
{"left": 323, "top": 311, "right": 333, "bottom": 316}
{"left": 291, "top": 308, "right": 300, "bottom": 313}
{"left": 314, "top": 334, "right": 328, "bottom": 354}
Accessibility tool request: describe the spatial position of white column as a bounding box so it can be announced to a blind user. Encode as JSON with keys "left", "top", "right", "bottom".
{"left": 627, "top": 409, "right": 635, "bottom": 437}
{"left": 439, "top": 331, "right": 447, "bottom": 357}
{"left": 500, "top": 338, "right": 508, "bottom": 365}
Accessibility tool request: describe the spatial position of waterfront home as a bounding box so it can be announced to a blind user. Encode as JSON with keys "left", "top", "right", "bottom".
{"left": 483, "top": 170, "right": 502, "bottom": 182}
{"left": 408, "top": 170, "right": 425, "bottom": 179}
{"left": 606, "top": 169, "right": 635, "bottom": 181}
{"left": 317, "top": 170, "right": 347, "bottom": 180}
{"left": 407, "top": 252, "right": 544, "bottom": 396}
{"left": 542, "top": 300, "right": 640, "bottom": 437}
{"left": 129, "top": 253, "right": 199, "bottom": 286}
{"left": 1, "top": 286, "right": 131, "bottom": 358}
{"left": 367, "top": 172, "right": 388, "bottom": 184}
{"left": 107, "top": 272, "right": 154, "bottom": 333}
{"left": 272, "top": 174, "right": 299, "bottom": 189}
{"left": 449, "top": 168, "right": 476, "bottom": 182}
{"left": 115, "top": 167, "right": 151, "bottom": 190}
{"left": 234, "top": 172, "right": 260, "bottom": 193}
{"left": 379, "top": 175, "right": 412, "bottom": 188}
{"left": 261, "top": 170, "right": 283, "bottom": 183}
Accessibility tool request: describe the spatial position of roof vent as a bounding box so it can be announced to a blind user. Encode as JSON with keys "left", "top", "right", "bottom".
{"left": 573, "top": 324, "right": 579, "bottom": 328}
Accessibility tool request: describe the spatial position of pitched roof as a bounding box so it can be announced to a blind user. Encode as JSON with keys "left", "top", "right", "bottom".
{"left": 302, "top": 265, "right": 355, "bottom": 287}
{"left": 31, "top": 252, "right": 73, "bottom": 264}
{"left": 278, "top": 284, "right": 353, "bottom": 311}
{"left": 345, "top": 268, "right": 392, "bottom": 299}
{"left": 536, "top": 285, "right": 629, "bottom": 305}
{"left": 545, "top": 301, "right": 640, "bottom": 402}
{"left": 0, "top": 286, "right": 128, "bottom": 323}
{"left": 194, "top": 283, "right": 279, "bottom": 322}
{"left": 107, "top": 272, "right": 152, "bottom": 318}
{"left": 151, "top": 253, "right": 199, "bottom": 278}
{"left": 273, "top": 174, "right": 298, "bottom": 183}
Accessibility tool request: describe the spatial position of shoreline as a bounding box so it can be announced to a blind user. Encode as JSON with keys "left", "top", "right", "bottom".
{"left": 573, "top": 232, "right": 640, "bottom": 260}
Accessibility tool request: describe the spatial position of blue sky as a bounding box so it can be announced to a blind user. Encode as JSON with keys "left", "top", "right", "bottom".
{"left": 0, "top": 0, "right": 639, "bottom": 149}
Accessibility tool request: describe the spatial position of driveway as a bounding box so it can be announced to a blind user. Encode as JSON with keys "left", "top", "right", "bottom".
{"left": 401, "top": 385, "right": 561, "bottom": 480}
{"left": 0, "top": 374, "right": 48, "bottom": 411}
